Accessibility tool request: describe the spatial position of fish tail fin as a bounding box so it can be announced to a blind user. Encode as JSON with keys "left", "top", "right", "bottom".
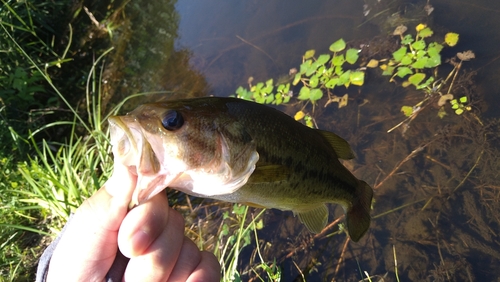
{"left": 346, "top": 180, "right": 373, "bottom": 242}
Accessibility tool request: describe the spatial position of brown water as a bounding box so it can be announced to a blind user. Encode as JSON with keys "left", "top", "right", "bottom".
{"left": 105, "top": 0, "right": 500, "bottom": 280}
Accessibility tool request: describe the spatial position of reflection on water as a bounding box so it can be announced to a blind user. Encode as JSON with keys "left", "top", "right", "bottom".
{"left": 175, "top": 0, "right": 378, "bottom": 96}
{"left": 107, "top": 0, "right": 500, "bottom": 280}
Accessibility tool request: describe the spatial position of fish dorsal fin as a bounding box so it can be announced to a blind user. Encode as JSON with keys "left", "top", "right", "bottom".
{"left": 318, "top": 130, "right": 355, "bottom": 160}
{"left": 247, "top": 164, "right": 290, "bottom": 184}
{"left": 297, "top": 205, "right": 329, "bottom": 233}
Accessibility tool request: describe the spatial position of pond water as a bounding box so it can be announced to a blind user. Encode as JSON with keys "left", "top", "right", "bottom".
{"left": 105, "top": 0, "right": 500, "bottom": 280}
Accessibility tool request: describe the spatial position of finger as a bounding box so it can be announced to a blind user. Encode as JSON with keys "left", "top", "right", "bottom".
{"left": 122, "top": 198, "right": 186, "bottom": 281}
{"left": 47, "top": 164, "right": 136, "bottom": 281}
{"left": 104, "top": 163, "right": 138, "bottom": 207}
{"left": 118, "top": 191, "right": 170, "bottom": 258}
{"left": 166, "top": 237, "right": 201, "bottom": 281}
{"left": 185, "top": 251, "right": 221, "bottom": 282}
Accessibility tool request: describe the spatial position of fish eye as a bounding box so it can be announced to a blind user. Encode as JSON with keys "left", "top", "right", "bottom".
{"left": 162, "top": 110, "right": 184, "bottom": 131}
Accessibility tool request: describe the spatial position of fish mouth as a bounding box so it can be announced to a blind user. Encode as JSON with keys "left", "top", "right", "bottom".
{"left": 108, "top": 115, "right": 183, "bottom": 207}
{"left": 108, "top": 116, "right": 141, "bottom": 166}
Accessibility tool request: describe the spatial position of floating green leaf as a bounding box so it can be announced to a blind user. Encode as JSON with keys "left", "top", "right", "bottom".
{"left": 411, "top": 39, "right": 426, "bottom": 50}
{"left": 264, "top": 79, "right": 274, "bottom": 93}
{"left": 408, "top": 73, "right": 426, "bottom": 86}
{"left": 329, "top": 38, "right": 346, "bottom": 52}
{"left": 236, "top": 86, "right": 253, "bottom": 100}
{"left": 309, "top": 88, "right": 323, "bottom": 101}
{"left": 346, "top": 48, "right": 359, "bottom": 64}
{"left": 325, "top": 77, "right": 339, "bottom": 88}
{"left": 393, "top": 47, "right": 407, "bottom": 62}
{"left": 283, "top": 95, "right": 291, "bottom": 104}
{"left": 332, "top": 54, "right": 345, "bottom": 66}
{"left": 265, "top": 94, "right": 274, "bottom": 104}
{"left": 400, "top": 54, "right": 413, "bottom": 65}
{"left": 292, "top": 73, "right": 301, "bottom": 85}
{"left": 316, "top": 54, "right": 331, "bottom": 65}
{"left": 274, "top": 96, "right": 283, "bottom": 105}
{"left": 396, "top": 67, "right": 413, "bottom": 78}
{"left": 411, "top": 57, "right": 428, "bottom": 69}
{"left": 426, "top": 54, "right": 441, "bottom": 68}
{"left": 334, "top": 66, "right": 344, "bottom": 76}
{"left": 305, "top": 61, "right": 320, "bottom": 77}
{"left": 304, "top": 115, "right": 314, "bottom": 128}
{"left": 338, "top": 70, "right": 351, "bottom": 86}
{"left": 416, "top": 50, "right": 427, "bottom": 58}
{"left": 418, "top": 27, "right": 433, "bottom": 38}
{"left": 252, "top": 82, "right": 264, "bottom": 92}
{"left": 317, "top": 65, "right": 325, "bottom": 74}
{"left": 429, "top": 42, "right": 443, "bottom": 54}
{"left": 254, "top": 95, "right": 265, "bottom": 104}
{"left": 350, "top": 71, "right": 364, "bottom": 86}
{"left": 300, "top": 60, "right": 312, "bottom": 74}
{"left": 455, "top": 108, "right": 464, "bottom": 115}
{"left": 401, "top": 34, "right": 414, "bottom": 45}
{"left": 460, "top": 96, "right": 468, "bottom": 103}
{"left": 283, "top": 83, "right": 290, "bottom": 93}
{"left": 298, "top": 86, "right": 310, "bottom": 100}
{"left": 416, "top": 76, "right": 434, "bottom": 89}
{"left": 309, "top": 75, "right": 319, "bottom": 88}
{"left": 381, "top": 65, "right": 395, "bottom": 76}
{"left": 304, "top": 49, "right": 316, "bottom": 59}
{"left": 401, "top": 106, "right": 414, "bottom": 117}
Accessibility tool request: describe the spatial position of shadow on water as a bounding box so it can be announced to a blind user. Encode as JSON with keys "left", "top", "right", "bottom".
{"left": 95, "top": 0, "right": 500, "bottom": 280}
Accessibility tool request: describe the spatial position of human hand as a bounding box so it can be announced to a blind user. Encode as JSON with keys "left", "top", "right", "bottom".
{"left": 46, "top": 164, "right": 221, "bottom": 281}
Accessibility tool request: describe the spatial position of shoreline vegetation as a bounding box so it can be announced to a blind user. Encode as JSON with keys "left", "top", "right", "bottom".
{"left": 2, "top": 1, "right": 499, "bottom": 281}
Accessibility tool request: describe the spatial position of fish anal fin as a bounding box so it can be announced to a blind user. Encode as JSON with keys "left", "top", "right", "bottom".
{"left": 346, "top": 180, "right": 373, "bottom": 242}
{"left": 318, "top": 130, "right": 355, "bottom": 160}
{"left": 242, "top": 202, "right": 267, "bottom": 209}
{"left": 297, "top": 205, "right": 329, "bottom": 234}
{"left": 248, "top": 164, "right": 290, "bottom": 184}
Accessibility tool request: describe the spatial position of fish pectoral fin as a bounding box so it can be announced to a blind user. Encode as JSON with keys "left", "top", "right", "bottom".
{"left": 247, "top": 164, "right": 290, "bottom": 184}
{"left": 297, "top": 205, "right": 329, "bottom": 234}
{"left": 242, "top": 202, "right": 267, "bottom": 209}
{"left": 317, "top": 130, "right": 355, "bottom": 160}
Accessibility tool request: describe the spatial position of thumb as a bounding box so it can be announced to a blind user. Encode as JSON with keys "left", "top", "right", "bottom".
{"left": 47, "top": 164, "right": 136, "bottom": 281}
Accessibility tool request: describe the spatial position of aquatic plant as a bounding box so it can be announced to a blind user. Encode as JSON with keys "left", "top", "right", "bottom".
{"left": 236, "top": 38, "right": 366, "bottom": 127}
{"left": 369, "top": 24, "right": 455, "bottom": 90}
{"left": 236, "top": 38, "right": 365, "bottom": 105}
{"left": 236, "top": 23, "right": 473, "bottom": 133}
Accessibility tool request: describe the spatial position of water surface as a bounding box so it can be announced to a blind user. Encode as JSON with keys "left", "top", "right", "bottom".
{"left": 112, "top": 0, "right": 500, "bottom": 280}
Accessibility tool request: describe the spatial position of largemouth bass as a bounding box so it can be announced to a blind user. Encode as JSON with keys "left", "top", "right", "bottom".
{"left": 108, "top": 97, "right": 373, "bottom": 241}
